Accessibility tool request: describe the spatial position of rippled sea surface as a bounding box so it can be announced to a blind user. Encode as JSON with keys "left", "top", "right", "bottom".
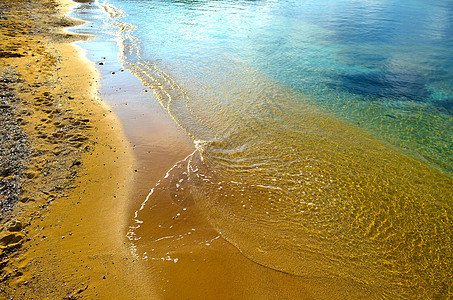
{"left": 95, "top": 0, "right": 452, "bottom": 298}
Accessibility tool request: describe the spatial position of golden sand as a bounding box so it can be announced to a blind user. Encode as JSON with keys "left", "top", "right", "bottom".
{"left": 2, "top": 0, "right": 451, "bottom": 299}
{"left": 0, "top": 1, "right": 355, "bottom": 298}
{"left": 0, "top": 0, "right": 155, "bottom": 298}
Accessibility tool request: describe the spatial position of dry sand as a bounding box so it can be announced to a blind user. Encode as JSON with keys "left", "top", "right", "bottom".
{"left": 0, "top": 0, "right": 155, "bottom": 298}
{"left": 0, "top": 1, "right": 330, "bottom": 298}
{"left": 0, "top": 0, "right": 412, "bottom": 299}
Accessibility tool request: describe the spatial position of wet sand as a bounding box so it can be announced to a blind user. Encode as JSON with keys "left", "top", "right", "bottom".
{"left": 0, "top": 0, "right": 155, "bottom": 298}
{"left": 74, "top": 3, "right": 398, "bottom": 299}
{"left": 0, "top": 0, "right": 365, "bottom": 298}
{"left": 87, "top": 1, "right": 452, "bottom": 297}
{"left": 2, "top": 0, "right": 450, "bottom": 299}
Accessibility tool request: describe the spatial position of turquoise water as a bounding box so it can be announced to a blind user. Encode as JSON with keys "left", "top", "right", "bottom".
{"left": 78, "top": 0, "right": 453, "bottom": 298}
{"left": 102, "top": 0, "right": 453, "bottom": 175}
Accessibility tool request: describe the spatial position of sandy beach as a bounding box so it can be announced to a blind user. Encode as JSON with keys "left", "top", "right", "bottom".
{"left": 0, "top": 1, "right": 357, "bottom": 298}
{"left": 0, "top": 0, "right": 157, "bottom": 298}
{"left": 2, "top": 0, "right": 452, "bottom": 299}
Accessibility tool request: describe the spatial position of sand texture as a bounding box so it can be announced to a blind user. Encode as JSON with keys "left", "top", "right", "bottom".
{"left": 4, "top": 0, "right": 451, "bottom": 299}
{"left": 0, "top": 0, "right": 155, "bottom": 298}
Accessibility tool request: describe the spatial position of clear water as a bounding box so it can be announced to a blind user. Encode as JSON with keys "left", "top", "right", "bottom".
{"left": 102, "top": 0, "right": 453, "bottom": 175}
{"left": 92, "top": 0, "right": 452, "bottom": 298}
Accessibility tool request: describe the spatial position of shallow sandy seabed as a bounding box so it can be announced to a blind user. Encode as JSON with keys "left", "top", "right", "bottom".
{"left": 0, "top": 1, "right": 359, "bottom": 298}
{"left": 2, "top": 0, "right": 451, "bottom": 299}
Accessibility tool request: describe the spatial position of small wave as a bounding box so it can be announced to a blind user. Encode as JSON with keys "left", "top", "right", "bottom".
{"left": 98, "top": 1, "right": 453, "bottom": 297}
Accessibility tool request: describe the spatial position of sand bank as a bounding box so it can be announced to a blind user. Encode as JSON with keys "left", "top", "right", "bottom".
{"left": 0, "top": 0, "right": 155, "bottom": 298}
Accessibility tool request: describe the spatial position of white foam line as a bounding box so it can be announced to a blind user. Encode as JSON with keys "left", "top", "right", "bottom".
{"left": 132, "top": 149, "right": 198, "bottom": 221}
{"left": 153, "top": 236, "right": 174, "bottom": 243}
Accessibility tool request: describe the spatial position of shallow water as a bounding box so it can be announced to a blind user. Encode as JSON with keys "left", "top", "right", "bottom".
{"left": 76, "top": 0, "right": 452, "bottom": 298}
{"left": 102, "top": 0, "right": 453, "bottom": 175}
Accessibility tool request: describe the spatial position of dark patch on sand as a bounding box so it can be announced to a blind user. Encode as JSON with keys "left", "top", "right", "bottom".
{"left": 0, "top": 69, "right": 31, "bottom": 217}
{"left": 330, "top": 70, "right": 430, "bottom": 101}
{"left": 0, "top": 52, "right": 25, "bottom": 58}
{"left": 0, "top": 0, "right": 96, "bottom": 292}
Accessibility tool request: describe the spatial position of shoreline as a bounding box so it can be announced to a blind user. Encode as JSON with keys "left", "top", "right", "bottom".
{"left": 0, "top": 0, "right": 156, "bottom": 298}
{"left": 69, "top": 3, "right": 383, "bottom": 299}
{"left": 0, "top": 1, "right": 344, "bottom": 298}
{"left": 90, "top": 1, "right": 453, "bottom": 298}
{"left": 2, "top": 0, "right": 451, "bottom": 298}
{"left": 65, "top": 0, "right": 197, "bottom": 219}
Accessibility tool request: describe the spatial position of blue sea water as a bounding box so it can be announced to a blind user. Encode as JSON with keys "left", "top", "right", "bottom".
{"left": 74, "top": 0, "right": 453, "bottom": 298}
{"left": 102, "top": 0, "right": 453, "bottom": 175}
